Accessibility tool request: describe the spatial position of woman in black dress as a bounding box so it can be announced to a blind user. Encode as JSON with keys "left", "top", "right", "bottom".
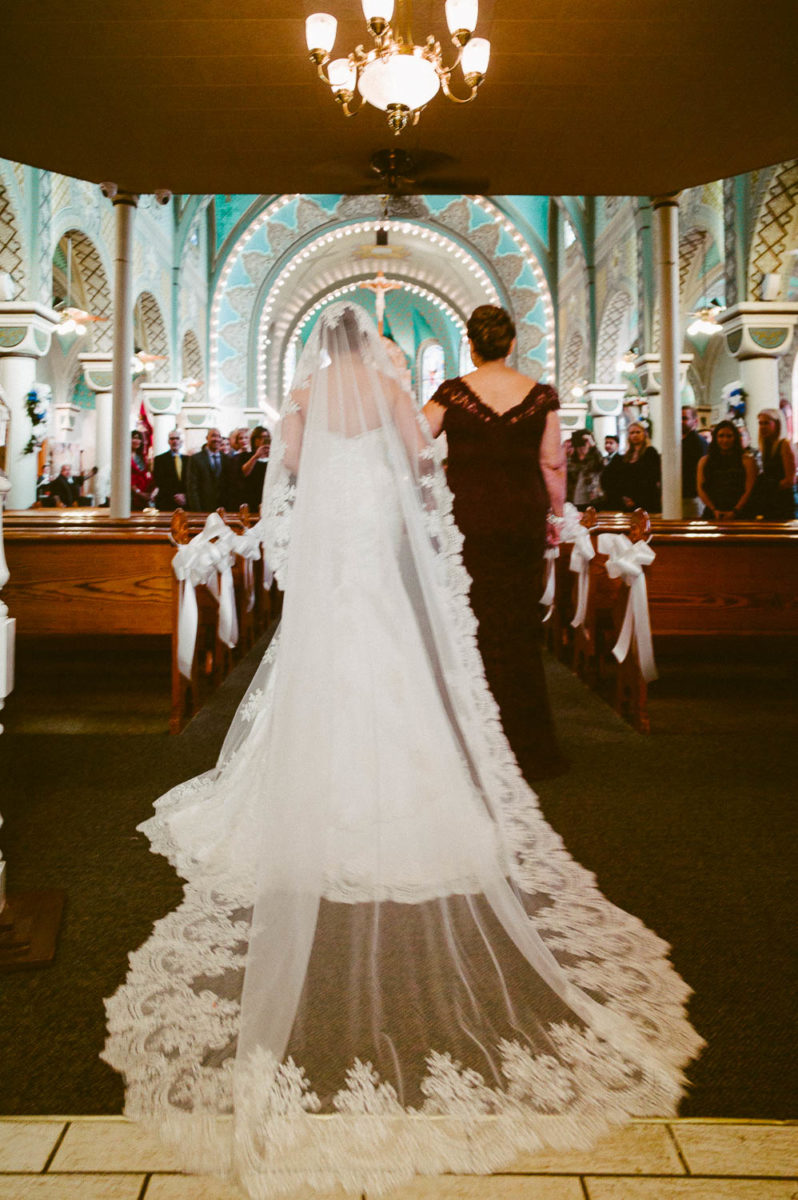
{"left": 618, "top": 421, "right": 661, "bottom": 513}
{"left": 696, "top": 419, "right": 757, "bottom": 520}
{"left": 751, "top": 408, "right": 796, "bottom": 519}
{"left": 423, "top": 305, "right": 566, "bottom": 781}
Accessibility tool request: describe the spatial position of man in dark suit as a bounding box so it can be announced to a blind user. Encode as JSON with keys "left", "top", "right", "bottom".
{"left": 186, "top": 427, "right": 235, "bottom": 512}
{"left": 47, "top": 464, "right": 97, "bottom": 507}
{"left": 153, "top": 428, "right": 190, "bottom": 511}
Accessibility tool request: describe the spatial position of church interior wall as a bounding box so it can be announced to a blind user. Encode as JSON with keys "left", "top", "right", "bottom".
{"left": 1, "top": 154, "right": 797, "bottom": 479}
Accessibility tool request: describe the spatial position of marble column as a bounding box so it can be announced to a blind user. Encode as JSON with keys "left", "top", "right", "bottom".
{"left": 79, "top": 353, "right": 113, "bottom": 504}
{"left": 110, "top": 192, "right": 139, "bottom": 519}
{"left": 139, "top": 384, "right": 185, "bottom": 454}
{"left": 652, "top": 194, "right": 682, "bottom": 519}
{"left": 0, "top": 303, "right": 59, "bottom": 508}
{"left": 718, "top": 302, "right": 798, "bottom": 430}
{"left": 585, "top": 384, "right": 626, "bottom": 445}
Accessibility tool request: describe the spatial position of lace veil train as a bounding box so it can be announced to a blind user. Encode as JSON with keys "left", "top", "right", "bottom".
{"left": 102, "top": 302, "right": 703, "bottom": 1200}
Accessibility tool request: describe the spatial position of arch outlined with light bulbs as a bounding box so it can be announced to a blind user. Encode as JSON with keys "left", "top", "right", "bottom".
{"left": 209, "top": 194, "right": 556, "bottom": 412}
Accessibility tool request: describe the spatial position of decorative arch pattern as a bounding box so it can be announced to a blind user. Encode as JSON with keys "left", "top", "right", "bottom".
{"left": 595, "top": 291, "right": 633, "bottom": 383}
{"left": 54, "top": 229, "right": 112, "bottom": 352}
{"left": 748, "top": 159, "right": 798, "bottom": 299}
{"left": 0, "top": 178, "right": 25, "bottom": 293}
{"left": 135, "top": 291, "right": 170, "bottom": 381}
{"left": 210, "top": 194, "right": 554, "bottom": 411}
{"left": 561, "top": 329, "right": 587, "bottom": 395}
{"left": 181, "top": 329, "right": 205, "bottom": 403}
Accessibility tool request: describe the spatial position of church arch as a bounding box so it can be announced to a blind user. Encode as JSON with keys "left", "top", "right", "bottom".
{"left": 181, "top": 329, "right": 205, "bottom": 404}
{"left": 52, "top": 229, "right": 112, "bottom": 353}
{"left": 560, "top": 328, "right": 588, "bottom": 397}
{"left": 595, "top": 291, "right": 633, "bottom": 383}
{"left": 210, "top": 194, "right": 555, "bottom": 417}
{"left": 134, "top": 291, "right": 171, "bottom": 381}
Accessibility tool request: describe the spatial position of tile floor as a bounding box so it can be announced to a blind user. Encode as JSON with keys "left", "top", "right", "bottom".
{"left": 0, "top": 1118, "right": 795, "bottom": 1200}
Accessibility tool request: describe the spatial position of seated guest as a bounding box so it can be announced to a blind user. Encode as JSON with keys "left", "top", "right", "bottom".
{"left": 618, "top": 421, "right": 661, "bottom": 513}
{"left": 566, "top": 429, "right": 604, "bottom": 510}
{"left": 153, "top": 429, "right": 189, "bottom": 511}
{"left": 131, "top": 430, "right": 154, "bottom": 510}
{"left": 750, "top": 408, "right": 796, "bottom": 519}
{"left": 187, "top": 427, "right": 236, "bottom": 512}
{"left": 681, "top": 405, "right": 708, "bottom": 518}
{"left": 48, "top": 463, "right": 97, "bottom": 507}
{"left": 697, "top": 419, "right": 757, "bottom": 520}
{"left": 237, "top": 425, "right": 270, "bottom": 513}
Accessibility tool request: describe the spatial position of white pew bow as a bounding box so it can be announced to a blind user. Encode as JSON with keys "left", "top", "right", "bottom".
{"left": 596, "top": 532, "right": 658, "bottom": 683}
{"left": 557, "top": 504, "right": 595, "bottom": 630}
{"left": 231, "top": 523, "right": 263, "bottom": 613}
{"left": 172, "top": 513, "right": 240, "bottom": 679}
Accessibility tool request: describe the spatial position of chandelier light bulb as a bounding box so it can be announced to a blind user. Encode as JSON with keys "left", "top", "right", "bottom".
{"left": 56, "top": 318, "right": 76, "bottom": 337}
{"left": 305, "top": 13, "right": 337, "bottom": 56}
{"left": 328, "top": 56, "right": 357, "bottom": 95}
{"left": 362, "top": 0, "right": 394, "bottom": 34}
{"left": 445, "top": 0, "right": 478, "bottom": 37}
{"left": 74, "top": 323, "right": 87, "bottom": 336}
{"left": 461, "top": 35, "right": 490, "bottom": 82}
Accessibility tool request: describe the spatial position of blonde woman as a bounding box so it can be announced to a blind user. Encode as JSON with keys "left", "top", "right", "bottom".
{"left": 751, "top": 408, "right": 796, "bottom": 519}
{"left": 619, "top": 421, "right": 661, "bottom": 513}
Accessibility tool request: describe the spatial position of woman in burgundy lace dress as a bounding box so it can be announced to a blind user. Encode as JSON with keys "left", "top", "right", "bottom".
{"left": 423, "top": 306, "right": 567, "bottom": 781}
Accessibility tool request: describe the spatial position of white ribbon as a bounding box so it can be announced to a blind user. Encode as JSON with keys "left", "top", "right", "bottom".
{"left": 232, "top": 525, "right": 263, "bottom": 614}
{"left": 541, "top": 547, "right": 558, "bottom": 621}
{"left": 172, "top": 513, "right": 241, "bottom": 679}
{"left": 596, "top": 533, "right": 658, "bottom": 683}
{"left": 568, "top": 523, "right": 596, "bottom": 629}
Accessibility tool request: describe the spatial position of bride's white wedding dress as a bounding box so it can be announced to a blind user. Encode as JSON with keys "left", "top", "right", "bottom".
{"left": 103, "top": 304, "right": 702, "bottom": 1200}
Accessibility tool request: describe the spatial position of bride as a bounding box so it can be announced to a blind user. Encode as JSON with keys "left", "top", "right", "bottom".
{"left": 103, "top": 302, "right": 702, "bottom": 1199}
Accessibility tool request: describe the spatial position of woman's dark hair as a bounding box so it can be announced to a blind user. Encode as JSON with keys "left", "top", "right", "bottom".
{"left": 707, "top": 419, "right": 743, "bottom": 465}
{"left": 467, "top": 305, "right": 516, "bottom": 362}
{"left": 571, "top": 428, "right": 592, "bottom": 451}
{"left": 250, "top": 425, "right": 269, "bottom": 450}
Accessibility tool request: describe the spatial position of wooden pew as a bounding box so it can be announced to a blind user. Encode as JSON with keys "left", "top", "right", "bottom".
{"left": 571, "top": 510, "right": 652, "bottom": 731}
{"left": 2, "top": 508, "right": 273, "bottom": 734}
{"left": 646, "top": 519, "right": 798, "bottom": 640}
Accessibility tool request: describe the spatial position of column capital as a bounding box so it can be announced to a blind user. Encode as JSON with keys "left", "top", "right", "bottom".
{"left": 634, "top": 353, "right": 693, "bottom": 396}
{"left": 584, "top": 384, "right": 626, "bottom": 418}
{"left": 139, "top": 383, "right": 185, "bottom": 419}
{"left": 718, "top": 302, "right": 798, "bottom": 361}
{"left": 78, "top": 352, "right": 114, "bottom": 393}
{"left": 0, "top": 302, "right": 60, "bottom": 359}
{"left": 108, "top": 189, "right": 139, "bottom": 209}
{"left": 557, "top": 399, "right": 589, "bottom": 437}
{"left": 181, "top": 402, "right": 220, "bottom": 433}
{"left": 651, "top": 192, "right": 682, "bottom": 209}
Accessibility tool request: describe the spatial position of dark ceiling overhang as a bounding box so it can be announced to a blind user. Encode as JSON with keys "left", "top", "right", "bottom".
{"left": 3, "top": 0, "right": 797, "bottom": 197}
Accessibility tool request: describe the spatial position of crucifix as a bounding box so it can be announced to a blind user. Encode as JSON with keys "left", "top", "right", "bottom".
{"left": 359, "top": 269, "right": 402, "bottom": 336}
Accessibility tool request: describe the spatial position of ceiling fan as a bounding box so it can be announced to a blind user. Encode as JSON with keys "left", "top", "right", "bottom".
{"left": 331, "top": 147, "right": 489, "bottom": 196}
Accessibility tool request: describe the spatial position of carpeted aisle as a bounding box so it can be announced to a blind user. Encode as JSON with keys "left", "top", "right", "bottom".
{"left": 0, "top": 632, "right": 795, "bottom": 1119}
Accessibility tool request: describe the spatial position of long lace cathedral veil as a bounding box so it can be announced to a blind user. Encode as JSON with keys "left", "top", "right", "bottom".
{"left": 103, "top": 301, "right": 702, "bottom": 1200}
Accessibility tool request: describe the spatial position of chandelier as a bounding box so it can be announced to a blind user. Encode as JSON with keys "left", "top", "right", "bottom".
{"left": 305, "top": 0, "right": 491, "bottom": 135}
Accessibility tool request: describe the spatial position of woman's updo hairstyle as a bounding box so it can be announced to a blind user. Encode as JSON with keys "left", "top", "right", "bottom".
{"left": 467, "top": 305, "right": 516, "bottom": 362}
